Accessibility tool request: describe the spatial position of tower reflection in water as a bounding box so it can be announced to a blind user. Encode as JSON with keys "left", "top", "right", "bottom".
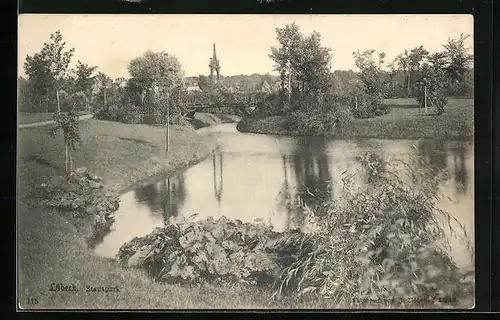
{"left": 212, "top": 146, "right": 224, "bottom": 212}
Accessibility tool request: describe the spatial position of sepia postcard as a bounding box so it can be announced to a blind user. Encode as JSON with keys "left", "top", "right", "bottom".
{"left": 17, "top": 14, "right": 474, "bottom": 310}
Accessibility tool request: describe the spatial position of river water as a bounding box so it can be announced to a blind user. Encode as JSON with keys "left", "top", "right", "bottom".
{"left": 94, "top": 123, "right": 474, "bottom": 269}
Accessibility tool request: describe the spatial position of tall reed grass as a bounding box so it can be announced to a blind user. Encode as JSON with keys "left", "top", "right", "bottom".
{"left": 270, "top": 152, "right": 473, "bottom": 307}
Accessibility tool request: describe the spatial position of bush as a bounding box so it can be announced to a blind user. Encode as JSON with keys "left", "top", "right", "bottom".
{"left": 272, "top": 153, "right": 473, "bottom": 306}
{"left": 93, "top": 101, "right": 143, "bottom": 124}
{"left": 349, "top": 91, "right": 390, "bottom": 119}
{"left": 118, "top": 215, "right": 281, "bottom": 286}
{"left": 283, "top": 93, "right": 353, "bottom": 136}
{"left": 37, "top": 167, "right": 120, "bottom": 247}
{"left": 251, "top": 92, "right": 286, "bottom": 117}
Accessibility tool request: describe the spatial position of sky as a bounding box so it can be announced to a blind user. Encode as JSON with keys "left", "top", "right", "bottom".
{"left": 18, "top": 14, "right": 474, "bottom": 79}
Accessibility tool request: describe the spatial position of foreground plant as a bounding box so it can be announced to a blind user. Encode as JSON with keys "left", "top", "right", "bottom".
{"left": 38, "top": 167, "right": 120, "bottom": 246}
{"left": 118, "top": 215, "right": 281, "bottom": 286}
{"left": 272, "top": 153, "right": 473, "bottom": 307}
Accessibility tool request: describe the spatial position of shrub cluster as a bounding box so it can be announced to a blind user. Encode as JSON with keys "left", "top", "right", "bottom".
{"left": 38, "top": 167, "right": 120, "bottom": 246}
{"left": 272, "top": 154, "right": 473, "bottom": 306}
{"left": 118, "top": 215, "right": 281, "bottom": 286}
{"left": 283, "top": 93, "right": 354, "bottom": 136}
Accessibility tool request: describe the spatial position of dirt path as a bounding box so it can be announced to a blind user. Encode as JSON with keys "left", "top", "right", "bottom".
{"left": 19, "top": 114, "right": 93, "bottom": 129}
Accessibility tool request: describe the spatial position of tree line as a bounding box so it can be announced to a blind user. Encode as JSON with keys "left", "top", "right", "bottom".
{"left": 259, "top": 22, "right": 472, "bottom": 135}
{"left": 19, "top": 30, "right": 279, "bottom": 122}
{"left": 19, "top": 27, "right": 473, "bottom": 130}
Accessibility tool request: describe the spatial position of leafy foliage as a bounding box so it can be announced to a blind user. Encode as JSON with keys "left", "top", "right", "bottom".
{"left": 443, "top": 34, "right": 473, "bottom": 97}
{"left": 352, "top": 50, "right": 389, "bottom": 118}
{"left": 271, "top": 154, "right": 473, "bottom": 306}
{"left": 23, "top": 30, "right": 75, "bottom": 112}
{"left": 127, "top": 50, "right": 185, "bottom": 124}
{"left": 74, "top": 61, "right": 98, "bottom": 109}
{"left": 37, "top": 167, "right": 120, "bottom": 246}
{"left": 415, "top": 53, "right": 449, "bottom": 115}
{"left": 269, "top": 23, "right": 332, "bottom": 104}
{"left": 118, "top": 216, "right": 281, "bottom": 286}
{"left": 51, "top": 105, "right": 82, "bottom": 149}
{"left": 283, "top": 93, "right": 353, "bottom": 136}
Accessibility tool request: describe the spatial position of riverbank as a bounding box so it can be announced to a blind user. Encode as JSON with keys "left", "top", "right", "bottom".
{"left": 237, "top": 98, "right": 474, "bottom": 140}
{"left": 17, "top": 118, "right": 277, "bottom": 309}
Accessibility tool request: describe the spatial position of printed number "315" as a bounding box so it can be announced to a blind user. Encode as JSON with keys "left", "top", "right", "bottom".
{"left": 27, "top": 298, "right": 39, "bottom": 305}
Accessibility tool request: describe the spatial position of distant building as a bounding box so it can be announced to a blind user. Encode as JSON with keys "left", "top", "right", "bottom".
{"left": 187, "top": 85, "right": 202, "bottom": 93}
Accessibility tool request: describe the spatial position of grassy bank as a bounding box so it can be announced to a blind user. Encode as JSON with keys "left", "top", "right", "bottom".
{"left": 237, "top": 98, "right": 474, "bottom": 140}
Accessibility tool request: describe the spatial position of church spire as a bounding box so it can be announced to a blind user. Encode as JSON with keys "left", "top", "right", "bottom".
{"left": 209, "top": 43, "right": 221, "bottom": 83}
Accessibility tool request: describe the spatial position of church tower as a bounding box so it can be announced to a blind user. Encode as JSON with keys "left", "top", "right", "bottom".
{"left": 209, "top": 43, "right": 221, "bottom": 84}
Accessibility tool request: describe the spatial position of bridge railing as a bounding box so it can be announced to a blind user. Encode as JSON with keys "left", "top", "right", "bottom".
{"left": 183, "top": 90, "right": 269, "bottom": 108}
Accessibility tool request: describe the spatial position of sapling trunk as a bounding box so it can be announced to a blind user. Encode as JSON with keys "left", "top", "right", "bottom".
{"left": 68, "top": 145, "right": 73, "bottom": 173}
{"left": 64, "top": 141, "right": 70, "bottom": 174}
{"left": 165, "top": 102, "right": 170, "bottom": 152}
{"left": 56, "top": 89, "right": 61, "bottom": 114}
{"left": 424, "top": 85, "right": 428, "bottom": 114}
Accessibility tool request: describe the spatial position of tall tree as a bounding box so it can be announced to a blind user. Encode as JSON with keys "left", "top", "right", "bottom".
{"left": 74, "top": 61, "right": 97, "bottom": 110}
{"left": 270, "top": 23, "right": 332, "bottom": 106}
{"left": 416, "top": 52, "right": 449, "bottom": 115}
{"left": 94, "top": 72, "right": 113, "bottom": 109}
{"left": 353, "top": 49, "right": 387, "bottom": 118}
{"left": 393, "top": 50, "right": 411, "bottom": 97}
{"left": 23, "top": 30, "right": 75, "bottom": 113}
{"left": 408, "top": 45, "right": 429, "bottom": 97}
{"left": 443, "top": 33, "right": 473, "bottom": 95}
{"left": 269, "top": 22, "right": 303, "bottom": 100}
{"left": 291, "top": 31, "right": 332, "bottom": 100}
{"left": 128, "top": 50, "right": 185, "bottom": 151}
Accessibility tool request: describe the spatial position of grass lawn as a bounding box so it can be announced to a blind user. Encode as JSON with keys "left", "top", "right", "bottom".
{"left": 238, "top": 98, "right": 474, "bottom": 140}
{"left": 19, "top": 111, "right": 92, "bottom": 125}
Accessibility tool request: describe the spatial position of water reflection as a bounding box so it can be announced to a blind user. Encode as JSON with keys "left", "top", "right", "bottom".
{"left": 94, "top": 125, "right": 474, "bottom": 269}
{"left": 287, "top": 138, "right": 333, "bottom": 228}
{"left": 213, "top": 146, "right": 224, "bottom": 210}
{"left": 134, "top": 175, "right": 187, "bottom": 220}
{"left": 450, "top": 143, "right": 469, "bottom": 195}
{"left": 417, "top": 139, "right": 448, "bottom": 173}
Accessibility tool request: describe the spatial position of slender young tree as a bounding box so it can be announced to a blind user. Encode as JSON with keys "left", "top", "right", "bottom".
{"left": 25, "top": 30, "right": 79, "bottom": 175}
